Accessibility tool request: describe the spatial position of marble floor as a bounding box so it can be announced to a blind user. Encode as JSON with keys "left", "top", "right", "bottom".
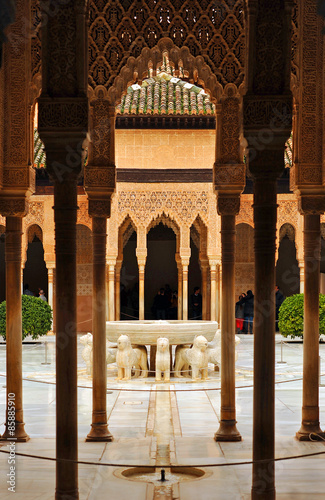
{"left": 0, "top": 334, "right": 325, "bottom": 499}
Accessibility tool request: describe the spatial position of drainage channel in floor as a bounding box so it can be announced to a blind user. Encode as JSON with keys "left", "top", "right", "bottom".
{"left": 115, "top": 385, "right": 208, "bottom": 500}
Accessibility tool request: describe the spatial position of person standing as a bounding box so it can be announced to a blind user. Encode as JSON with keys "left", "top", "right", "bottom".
{"left": 23, "top": 284, "right": 33, "bottom": 296}
{"left": 155, "top": 288, "right": 169, "bottom": 320}
{"left": 275, "top": 285, "right": 285, "bottom": 332}
{"left": 39, "top": 289, "right": 47, "bottom": 302}
{"left": 240, "top": 290, "right": 254, "bottom": 334}
{"left": 235, "top": 293, "right": 245, "bottom": 333}
{"left": 190, "top": 286, "right": 202, "bottom": 320}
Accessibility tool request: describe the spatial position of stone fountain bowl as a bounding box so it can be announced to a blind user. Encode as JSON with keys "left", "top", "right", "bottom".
{"left": 106, "top": 320, "right": 218, "bottom": 345}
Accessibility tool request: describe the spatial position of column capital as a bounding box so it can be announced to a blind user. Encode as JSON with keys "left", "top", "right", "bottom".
{"left": 89, "top": 198, "right": 111, "bottom": 218}
{"left": 136, "top": 248, "right": 147, "bottom": 267}
{"left": 0, "top": 197, "right": 28, "bottom": 218}
{"left": 298, "top": 195, "right": 325, "bottom": 216}
{"left": 217, "top": 196, "right": 240, "bottom": 216}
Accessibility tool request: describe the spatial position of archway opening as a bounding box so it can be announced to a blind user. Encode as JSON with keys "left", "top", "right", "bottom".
{"left": 145, "top": 222, "right": 177, "bottom": 320}
{"left": 189, "top": 225, "right": 202, "bottom": 319}
{"left": 121, "top": 229, "right": 139, "bottom": 320}
{"left": 23, "top": 225, "right": 48, "bottom": 299}
{"left": 276, "top": 224, "right": 299, "bottom": 297}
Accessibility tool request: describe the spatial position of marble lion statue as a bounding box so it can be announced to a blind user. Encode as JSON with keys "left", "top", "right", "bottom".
{"left": 80, "top": 333, "right": 93, "bottom": 375}
{"left": 155, "top": 337, "right": 170, "bottom": 382}
{"left": 207, "top": 330, "right": 241, "bottom": 369}
{"left": 175, "top": 335, "right": 209, "bottom": 381}
{"left": 116, "top": 335, "right": 148, "bottom": 380}
{"left": 80, "top": 333, "right": 118, "bottom": 376}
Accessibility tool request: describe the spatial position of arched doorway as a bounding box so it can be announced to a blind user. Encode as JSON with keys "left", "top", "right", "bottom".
{"left": 120, "top": 220, "right": 138, "bottom": 320}
{"left": 23, "top": 224, "right": 48, "bottom": 299}
{"left": 145, "top": 221, "right": 178, "bottom": 320}
{"left": 276, "top": 224, "right": 299, "bottom": 297}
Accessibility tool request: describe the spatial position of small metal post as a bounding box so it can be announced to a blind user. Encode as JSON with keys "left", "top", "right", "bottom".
{"left": 277, "top": 339, "right": 287, "bottom": 364}
{"left": 41, "top": 340, "right": 51, "bottom": 365}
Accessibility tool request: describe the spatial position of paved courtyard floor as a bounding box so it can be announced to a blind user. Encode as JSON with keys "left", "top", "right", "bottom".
{"left": 1, "top": 334, "right": 325, "bottom": 499}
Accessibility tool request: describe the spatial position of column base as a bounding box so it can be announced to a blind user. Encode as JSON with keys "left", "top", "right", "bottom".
{"left": 0, "top": 423, "right": 30, "bottom": 442}
{"left": 296, "top": 421, "right": 325, "bottom": 441}
{"left": 86, "top": 423, "right": 113, "bottom": 442}
{"left": 214, "top": 419, "right": 242, "bottom": 442}
{"left": 251, "top": 486, "right": 275, "bottom": 500}
{"left": 55, "top": 488, "right": 79, "bottom": 500}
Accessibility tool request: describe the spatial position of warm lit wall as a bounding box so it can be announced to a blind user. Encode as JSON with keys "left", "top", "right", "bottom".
{"left": 115, "top": 129, "right": 216, "bottom": 169}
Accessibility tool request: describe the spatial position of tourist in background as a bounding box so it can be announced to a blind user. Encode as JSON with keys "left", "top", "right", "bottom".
{"left": 235, "top": 293, "right": 245, "bottom": 333}
{"left": 23, "top": 284, "right": 33, "bottom": 296}
{"left": 39, "top": 289, "right": 47, "bottom": 302}
{"left": 240, "top": 290, "right": 254, "bottom": 334}
{"left": 190, "top": 286, "right": 202, "bottom": 320}
{"left": 275, "top": 285, "right": 285, "bottom": 332}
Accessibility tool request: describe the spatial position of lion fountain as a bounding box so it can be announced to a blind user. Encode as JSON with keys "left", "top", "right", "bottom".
{"left": 155, "top": 337, "right": 170, "bottom": 382}
{"left": 116, "top": 334, "right": 148, "bottom": 380}
{"left": 175, "top": 335, "right": 209, "bottom": 381}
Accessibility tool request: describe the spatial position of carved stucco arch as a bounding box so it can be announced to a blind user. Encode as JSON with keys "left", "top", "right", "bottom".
{"left": 146, "top": 213, "right": 180, "bottom": 253}
{"left": 118, "top": 215, "right": 137, "bottom": 253}
{"left": 22, "top": 223, "right": 43, "bottom": 267}
{"left": 107, "top": 38, "right": 223, "bottom": 106}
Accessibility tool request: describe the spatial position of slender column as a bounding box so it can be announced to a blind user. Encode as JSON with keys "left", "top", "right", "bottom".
{"left": 215, "top": 202, "right": 241, "bottom": 442}
{"left": 54, "top": 176, "right": 79, "bottom": 498}
{"left": 175, "top": 254, "right": 183, "bottom": 320}
{"left": 182, "top": 260, "right": 189, "bottom": 320}
{"left": 105, "top": 268, "right": 109, "bottom": 321}
{"left": 107, "top": 263, "right": 115, "bottom": 321}
{"left": 296, "top": 214, "right": 324, "bottom": 440}
{"left": 115, "top": 260, "right": 122, "bottom": 321}
{"left": 210, "top": 263, "right": 217, "bottom": 322}
{"left": 251, "top": 176, "right": 279, "bottom": 498}
{"left": 298, "top": 259, "right": 305, "bottom": 293}
{"left": 138, "top": 264, "right": 145, "bottom": 320}
{"left": 48, "top": 267, "right": 54, "bottom": 310}
{"left": 87, "top": 217, "right": 112, "bottom": 442}
{"left": 217, "top": 264, "right": 221, "bottom": 324}
{"left": 1, "top": 216, "right": 29, "bottom": 441}
{"left": 200, "top": 261, "right": 209, "bottom": 320}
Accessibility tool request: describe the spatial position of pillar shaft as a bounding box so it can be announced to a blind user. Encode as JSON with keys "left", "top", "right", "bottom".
{"left": 1, "top": 216, "right": 29, "bottom": 441}
{"left": 54, "top": 177, "right": 79, "bottom": 498}
{"left": 115, "top": 263, "right": 122, "bottom": 321}
{"left": 296, "top": 214, "right": 324, "bottom": 439}
{"left": 201, "top": 264, "right": 209, "bottom": 320}
{"left": 139, "top": 264, "right": 145, "bottom": 320}
{"left": 210, "top": 264, "right": 217, "bottom": 322}
{"left": 182, "top": 265, "right": 188, "bottom": 320}
{"left": 215, "top": 213, "right": 241, "bottom": 441}
{"left": 48, "top": 268, "right": 54, "bottom": 310}
{"left": 87, "top": 217, "right": 112, "bottom": 442}
{"left": 252, "top": 177, "right": 277, "bottom": 499}
{"left": 177, "top": 266, "right": 183, "bottom": 320}
{"left": 108, "top": 264, "right": 115, "bottom": 321}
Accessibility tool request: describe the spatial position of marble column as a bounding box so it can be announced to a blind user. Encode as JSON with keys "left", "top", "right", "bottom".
{"left": 175, "top": 254, "right": 183, "bottom": 320}
{"left": 87, "top": 216, "right": 112, "bottom": 442}
{"left": 181, "top": 259, "right": 189, "bottom": 320}
{"left": 200, "top": 259, "right": 209, "bottom": 320}
{"left": 296, "top": 214, "right": 324, "bottom": 440}
{"left": 48, "top": 267, "right": 54, "bottom": 310}
{"left": 115, "top": 260, "right": 122, "bottom": 321}
{"left": 53, "top": 175, "right": 80, "bottom": 499}
{"left": 298, "top": 259, "right": 305, "bottom": 293}
{"left": 215, "top": 199, "right": 241, "bottom": 442}
{"left": 107, "top": 263, "right": 115, "bottom": 321}
{"left": 210, "top": 262, "right": 217, "bottom": 322}
{"left": 1, "top": 216, "right": 29, "bottom": 442}
{"left": 138, "top": 264, "right": 145, "bottom": 320}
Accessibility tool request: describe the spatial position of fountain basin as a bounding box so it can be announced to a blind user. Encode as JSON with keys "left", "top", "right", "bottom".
{"left": 115, "top": 466, "right": 207, "bottom": 485}
{"left": 106, "top": 320, "right": 218, "bottom": 345}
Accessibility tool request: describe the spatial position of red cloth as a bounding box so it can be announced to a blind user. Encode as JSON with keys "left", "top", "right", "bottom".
{"left": 236, "top": 318, "right": 244, "bottom": 330}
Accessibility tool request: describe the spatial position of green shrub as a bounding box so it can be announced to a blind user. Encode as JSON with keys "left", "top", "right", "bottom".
{"left": 0, "top": 295, "right": 53, "bottom": 341}
{"left": 279, "top": 293, "right": 325, "bottom": 339}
